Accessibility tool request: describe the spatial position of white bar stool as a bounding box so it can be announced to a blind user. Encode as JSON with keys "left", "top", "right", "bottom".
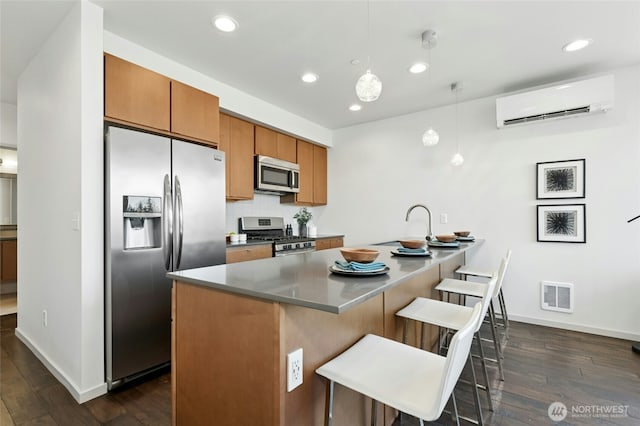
{"left": 396, "top": 274, "right": 498, "bottom": 425}
{"left": 456, "top": 250, "right": 512, "bottom": 344}
{"left": 316, "top": 303, "right": 483, "bottom": 426}
{"left": 434, "top": 256, "right": 509, "bottom": 381}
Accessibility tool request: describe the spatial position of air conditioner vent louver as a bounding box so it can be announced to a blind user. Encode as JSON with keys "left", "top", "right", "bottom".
{"left": 503, "top": 106, "right": 591, "bottom": 126}
{"left": 496, "top": 75, "right": 614, "bottom": 128}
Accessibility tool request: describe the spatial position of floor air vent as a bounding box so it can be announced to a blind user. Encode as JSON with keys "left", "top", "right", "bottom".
{"left": 541, "top": 281, "right": 573, "bottom": 313}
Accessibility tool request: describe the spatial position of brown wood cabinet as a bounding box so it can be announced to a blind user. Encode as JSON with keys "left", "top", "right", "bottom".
{"left": 170, "top": 253, "right": 464, "bottom": 425}
{"left": 226, "top": 244, "right": 272, "bottom": 264}
{"left": 282, "top": 140, "right": 327, "bottom": 206}
{"left": 254, "top": 126, "right": 297, "bottom": 163}
{"left": 171, "top": 81, "right": 220, "bottom": 145}
{"left": 312, "top": 144, "right": 327, "bottom": 205}
{"left": 105, "top": 54, "right": 220, "bottom": 146}
{"left": 294, "top": 139, "right": 314, "bottom": 204}
{"left": 219, "top": 113, "right": 255, "bottom": 200}
{"left": 315, "top": 236, "right": 343, "bottom": 251}
{"left": 104, "top": 53, "right": 171, "bottom": 131}
{"left": 0, "top": 240, "right": 17, "bottom": 282}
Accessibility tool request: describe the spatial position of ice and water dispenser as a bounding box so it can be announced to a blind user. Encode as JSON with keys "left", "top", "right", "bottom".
{"left": 123, "top": 195, "right": 162, "bottom": 250}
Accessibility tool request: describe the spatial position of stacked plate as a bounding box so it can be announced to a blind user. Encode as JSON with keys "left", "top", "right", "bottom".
{"left": 391, "top": 240, "right": 432, "bottom": 257}
{"left": 330, "top": 249, "right": 389, "bottom": 276}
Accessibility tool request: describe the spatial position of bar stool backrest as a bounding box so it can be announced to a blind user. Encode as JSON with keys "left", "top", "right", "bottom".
{"left": 495, "top": 250, "right": 512, "bottom": 297}
{"left": 476, "top": 274, "right": 498, "bottom": 332}
{"left": 434, "top": 302, "right": 483, "bottom": 416}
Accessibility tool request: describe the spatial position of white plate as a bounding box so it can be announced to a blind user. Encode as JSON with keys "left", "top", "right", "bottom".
{"left": 456, "top": 236, "right": 475, "bottom": 242}
{"left": 391, "top": 249, "right": 432, "bottom": 257}
{"left": 329, "top": 265, "right": 390, "bottom": 276}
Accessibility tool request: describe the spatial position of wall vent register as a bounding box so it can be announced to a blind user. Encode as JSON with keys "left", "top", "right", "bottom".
{"left": 541, "top": 281, "right": 573, "bottom": 313}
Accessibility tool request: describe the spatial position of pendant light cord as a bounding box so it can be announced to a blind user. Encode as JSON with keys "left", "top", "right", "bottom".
{"left": 455, "top": 86, "right": 460, "bottom": 153}
{"left": 366, "top": 0, "right": 371, "bottom": 70}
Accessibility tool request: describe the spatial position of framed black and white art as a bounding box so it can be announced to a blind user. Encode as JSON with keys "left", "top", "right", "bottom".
{"left": 537, "top": 204, "right": 586, "bottom": 243}
{"left": 536, "top": 159, "right": 585, "bottom": 199}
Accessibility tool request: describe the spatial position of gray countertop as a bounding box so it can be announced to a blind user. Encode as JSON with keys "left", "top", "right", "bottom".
{"left": 169, "top": 239, "right": 484, "bottom": 314}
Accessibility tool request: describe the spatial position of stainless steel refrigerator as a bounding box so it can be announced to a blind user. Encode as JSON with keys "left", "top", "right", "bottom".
{"left": 105, "top": 125, "right": 226, "bottom": 389}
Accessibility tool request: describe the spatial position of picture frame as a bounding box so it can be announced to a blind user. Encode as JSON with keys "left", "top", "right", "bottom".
{"left": 537, "top": 204, "right": 586, "bottom": 243}
{"left": 536, "top": 159, "right": 585, "bottom": 199}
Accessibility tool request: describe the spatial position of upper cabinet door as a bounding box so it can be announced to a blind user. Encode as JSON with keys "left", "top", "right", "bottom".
{"left": 296, "top": 140, "right": 314, "bottom": 205}
{"left": 276, "top": 133, "right": 297, "bottom": 163}
{"left": 313, "top": 145, "right": 327, "bottom": 205}
{"left": 104, "top": 54, "right": 171, "bottom": 131}
{"left": 220, "top": 113, "right": 255, "bottom": 200}
{"left": 171, "top": 81, "right": 220, "bottom": 145}
{"left": 255, "top": 126, "right": 297, "bottom": 163}
{"left": 254, "top": 126, "right": 278, "bottom": 158}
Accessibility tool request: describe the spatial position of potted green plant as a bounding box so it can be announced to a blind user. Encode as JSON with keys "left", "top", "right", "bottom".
{"left": 293, "top": 207, "right": 312, "bottom": 237}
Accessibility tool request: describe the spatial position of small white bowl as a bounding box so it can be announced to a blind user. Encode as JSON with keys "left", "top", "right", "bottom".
{"left": 230, "top": 234, "right": 240, "bottom": 243}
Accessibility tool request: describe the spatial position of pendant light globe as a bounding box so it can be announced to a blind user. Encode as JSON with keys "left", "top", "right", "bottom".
{"left": 356, "top": 70, "right": 382, "bottom": 102}
{"left": 451, "top": 152, "right": 464, "bottom": 166}
{"left": 422, "top": 128, "right": 439, "bottom": 146}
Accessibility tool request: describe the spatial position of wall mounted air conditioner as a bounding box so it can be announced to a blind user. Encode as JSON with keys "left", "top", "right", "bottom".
{"left": 495, "top": 74, "right": 614, "bottom": 128}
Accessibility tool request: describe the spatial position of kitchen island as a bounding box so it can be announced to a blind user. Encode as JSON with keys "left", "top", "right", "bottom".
{"left": 168, "top": 240, "right": 483, "bottom": 426}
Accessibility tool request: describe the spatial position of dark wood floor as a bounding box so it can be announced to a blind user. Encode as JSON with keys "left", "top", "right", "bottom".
{"left": 2, "top": 313, "right": 639, "bottom": 425}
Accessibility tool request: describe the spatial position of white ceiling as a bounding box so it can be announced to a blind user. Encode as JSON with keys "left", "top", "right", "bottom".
{"left": 2, "top": 1, "right": 640, "bottom": 130}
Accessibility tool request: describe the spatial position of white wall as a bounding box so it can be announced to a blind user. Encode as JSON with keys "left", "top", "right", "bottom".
{"left": 16, "top": 1, "right": 106, "bottom": 402}
{"left": 319, "top": 66, "right": 640, "bottom": 341}
{"left": 1, "top": 102, "right": 18, "bottom": 148}
{"left": 103, "top": 31, "right": 332, "bottom": 148}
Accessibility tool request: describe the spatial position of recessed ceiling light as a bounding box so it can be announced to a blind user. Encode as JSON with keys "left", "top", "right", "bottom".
{"left": 562, "top": 39, "right": 591, "bottom": 52}
{"left": 409, "top": 63, "right": 428, "bottom": 74}
{"left": 212, "top": 15, "right": 238, "bottom": 32}
{"left": 349, "top": 104, "right": 362, "bottom": 111}
{"left": 350, "top": 59, "right": 360, "bottom": 66}
{"left": 301, "top": 73, "right": 318, "bottom": 83}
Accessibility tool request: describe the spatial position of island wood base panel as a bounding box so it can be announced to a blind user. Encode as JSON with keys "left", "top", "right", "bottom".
{"left": 172, "top": 253, "right": 464, "bottom": 425}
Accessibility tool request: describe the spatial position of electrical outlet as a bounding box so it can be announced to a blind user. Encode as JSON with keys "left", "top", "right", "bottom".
{"left": 42, "top": 310, "right": 48, "bottom": 327}
{"left": 287, "top": 348, "right": 303, "bottom": 392}
{"left": 440, "top": 213, "right": 448, "bottom": 224}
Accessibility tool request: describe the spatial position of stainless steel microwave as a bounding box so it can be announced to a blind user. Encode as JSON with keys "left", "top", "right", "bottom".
{"left": 255, "top": 155, "right": 300, "bottom": 193}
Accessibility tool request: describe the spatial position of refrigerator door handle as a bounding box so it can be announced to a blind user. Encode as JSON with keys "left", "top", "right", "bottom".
{"left": 174, "top": 175, "right": 184, "bottom": 270}
{"left": 162, "top": 174, "right": 173, "bottom": 271}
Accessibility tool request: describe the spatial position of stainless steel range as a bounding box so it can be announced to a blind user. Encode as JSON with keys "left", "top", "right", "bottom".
{"left": 239, "top": 216, "right": 316, "bottom": 256}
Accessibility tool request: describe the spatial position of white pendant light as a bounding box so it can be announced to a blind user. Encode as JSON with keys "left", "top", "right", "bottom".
{"left": 355, "top": 0, "right": 382, "bottom": 102}
{"left": 422, "top": 128, "right": 439, "bottom": 146}
{"left": 419, "top": 30, "right": 439, "bottom": 147}
{"left": 450, "top": 82, "right": 464, "bottom": 166}
{"left": 451, "top": 152, "right": 465, "bottom": 166}
{"left": 356, "top": 70, "right": 382, "bottom": 102}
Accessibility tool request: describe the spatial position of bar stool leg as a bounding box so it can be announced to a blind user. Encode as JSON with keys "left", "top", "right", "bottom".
{"left": 498, "top": 289, "right": 509, "bottom": 339}
{"left": 475, "top": 332, "right": 494, "bottom": 412}
{"left": 487, "top": 303, "right": 505, "bottom": 381}
{"left": 325, "top": 380, "right": 335, "bottom": 426}
{"left": 468, "top": 353, "right": 484, "bottom": 426}
{"left": 489, "top": 301, "right": 504, "bottom": 359}
{"left": 450, "top": 391, "right": 461, "bottom": 426}
{"left": 371, "top": 399, "right": 377, "bottom": 426}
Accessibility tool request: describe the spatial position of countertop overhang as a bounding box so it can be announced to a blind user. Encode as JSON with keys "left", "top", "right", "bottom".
{"left": 169, "top": 239, "right": 483, "bottom": 314}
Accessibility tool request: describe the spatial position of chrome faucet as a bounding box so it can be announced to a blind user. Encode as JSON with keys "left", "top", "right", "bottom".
{"left": 405, "top": 204, "right": 433, "bottom": 240}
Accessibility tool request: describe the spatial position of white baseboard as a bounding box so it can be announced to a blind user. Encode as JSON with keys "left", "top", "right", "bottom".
{"left": 509, "top": 314, "right": 640, "bottom": 342}
{"left": 15, "top": 327, "right": 108, "bottom": 403}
